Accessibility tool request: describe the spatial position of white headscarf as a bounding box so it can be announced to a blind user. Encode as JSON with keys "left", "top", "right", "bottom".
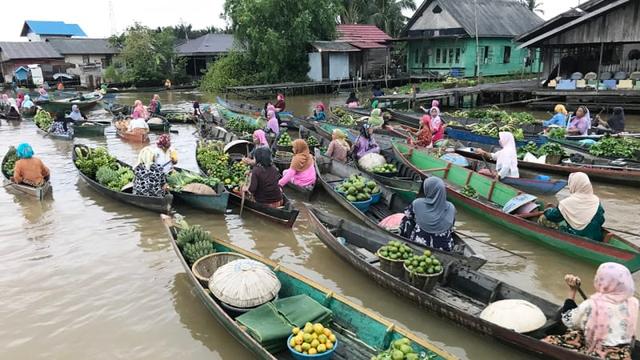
{"left": 495, "top": 132, "right": 519, "bottom": 178}
{"left": 558, "top": 172, "right": 600, "bottom": 230}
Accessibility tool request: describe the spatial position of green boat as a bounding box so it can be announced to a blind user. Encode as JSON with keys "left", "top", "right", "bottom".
{"left": 73, "top": 121, "right": 108, "bottom": 137}
{"left": 355, "top": 149, "right": 422, "bottom": 202}
{"left": 38, "top": 97, "right": 101, "bottom": 113}
{"left": 161, "top": 214, "right": 454, "bottom": 360}
{"left": 169, "top": 168, "right": 230, "bottom": 213}
{"left": 392, "top": 142, "right": 640, "bottom": 272}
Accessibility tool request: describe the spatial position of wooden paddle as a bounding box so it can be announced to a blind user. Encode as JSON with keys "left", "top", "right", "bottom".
{"left": 239, "top": 172, "right": 251, "bottom": 216}
{"left": 455, "top": 229, "right": 527, "bottom": 259}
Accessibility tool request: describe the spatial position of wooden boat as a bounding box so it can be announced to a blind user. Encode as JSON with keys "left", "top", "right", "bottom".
{"left": 355, "top": 149, "right": 422, "bottom": 202}
{"left": 2, "top": 106, "right": 22, "bottom": 121}
{"left": 20, "top": 106, "right": 37, "bottom": 118}
{"left": 35, "top": 123, "right": 73, "bottom": 140}
{"left": 549, "top": 137, "right": 640, "bottom": 164}
{"left": 386, "top": 109, "right": 421, "bottom": 127}
{"left": 170, "top": 168, "right": 229, "bottom": 213}
{"left": 147, "top": 116, "right": 172, "bottom": 132}
{"left": 116, "top": 129, "right": 149, "bottom": 143}
{"left": 40, "top": 96, "right": 101, "bottom": 113}
{"left": 74, "top": 121, "right": 108, "bottom": 137}
{"left": 216, "top": 96, "right": 294, "bottom": 118}
{"left": 314, "top": 151, "right": 486, "bottom": 270}
{"left": 308, "top": 209, "right": 640, "bottom": 360}
{"left": 456, "top": 145, "right": 640, "bottom": 187}
{"left": 392, "top": 142, "right": 640, "bottom": 272}
{"left": 162, "top": 214, "right": 453, "bottom": 360}
{"left": 73, "top": 144, "right": 173, "bottom": 213}
{"left": 1, "top": 148, "right": 51, "bottom": 200}
{"left": 195, "top": 144, "right": 299, "bottom": 227}
{"left": 314, "top": 122, "right": 395, "bottom": 151}
{"left": 445, "top": 127, "right": 546, "bottom": 147}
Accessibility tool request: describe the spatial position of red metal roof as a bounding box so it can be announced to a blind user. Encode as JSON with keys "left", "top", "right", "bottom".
{"left": 349, "top": 41, "right": 387, "bottom": 49}
{"left": 337, "top": 24, "right": 391, "bottom": 44}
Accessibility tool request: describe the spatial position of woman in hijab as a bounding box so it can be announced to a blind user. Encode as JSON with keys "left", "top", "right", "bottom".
{"left": 312, "top": 103, "right": 326, "bottom": 122}
{"left": 400, "top": 177, "right": 456, "bottom": 251}
{"left": 153, "top": 134, "right": 178, "bottom": 174}
{"left": 21, "top": 95, "right": 34, "bottom": 109}
{"left": 37, "top": 87, "right": 49, "bottom": 101}
{"left": 148, "top": 94, "right": 161, "bottom": 115}
{"left": 326, "top": 129, "right": 350, "bottom": 162}
{"left": 132, "top": 100, "right": 148, "bottom": 119}
{"left": 568, "top": 106, "right": 591, "bottom": 136}
{"left": 16, "top": 92, "right": 25, "bottom": 108}
{"left": 346, "top": 92, "right": 359, "bottom": 108}
{"left": 543, "top": 263, "right": 638, "bottom": 359}
{"left": 133, "top": 146, "right": 166, "bottom": 197}
{"left": 544, "top": 104, "right": 568, "bottom": 128}
{"left": 274, "top": 93, "right": 286, "bottom": 112}
{"left": 414, "top": 114, "right": 433, "bottom": 148}
{"left": 540, "top": 172, "right": 604, "bottom": 241}
{"left": 245, "top": 147, "right": 283, "bottom": 207}
{"left": 68, "top": 105, "right": 86, "bottom": 122}
{"left": 11, "top": 143, "right": 50, "bottom": 186}
{"left": 279, "top": 139, "right": 316, "bottom": 189}
{"left": 475, "top": 132, "right": 519, "bottom": 179}
{"left": 606, "top": 107, "right": 625, "bottom": 133}
{"left": 429, "top": 107, "right": 445, "bottom": 143}
{"left": 368, "top": 108, "right": 384, "bottom": 128}
{"left": 242, "top": 129, "right": 269, "bottom": 166}
{"left": 266, "top": 110, "right": 280, "bottom": 136}
{"left": 50, "top": 111, "right": 74, "bottom": 136}
{"left": 353, "top": 123, "right": 380, "bottom": 160}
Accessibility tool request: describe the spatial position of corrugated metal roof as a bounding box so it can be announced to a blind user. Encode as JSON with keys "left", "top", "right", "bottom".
{"left": 175, "top": 34, "right": 236, "bottom": 56}
{"left": 337, "top": 25, "right": 392, "bottom": 43}
{"left": 311, "top": 41, "right": 360, "bottom": 52}
{"left": 0, "top": 42, "right": 63, "bottom": 61}
{"left": 404, "top": 0, "right": 543, "bottom": 38}
{"left": 48, "top": 38, "right": 119, "bottom": 55}
{"left": 350, "top": 41, "right": 387, "bottom": 49}
{"left": 20, "top": 21, "right": 86, "bottom": 37}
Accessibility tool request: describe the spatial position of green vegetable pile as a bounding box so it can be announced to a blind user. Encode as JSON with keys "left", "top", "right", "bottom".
{"left": 226, "top": 115, "right": 259, "bottom": 134}
{"left": 371, "top": 163, "right": 397, "bottom": 174}
{"left": 332, "top": 107, "right": 356, "bottom": 127}
{"left": 175, "top": 219, "right": 216, "bottom": 265}
{"left": 164, "top": 112, "right": 192, "bottom": 123}
{"left": 167, "top": 170, "right": 219, "bottom": 192}
{"left": 588, "top": 136, "right": 640, "bottom": 159}
{"left": 306, "top": 135, "right": 320, "bottom": 147}
{"left": 517, "top": 141, "right": 539, "bottom": 160}
{"left": 95, "top": 165, "right": 134, "bottom": 191}
{"left": 2, "top": 146, "right": 18, "bottom": 178}
{"left": 277, "top": 132, "right": 292, "bottom": 146}
{"left": 377, "top": 240, "right": 413, "bottom": 261}
{"left": 196, "top": 140, "right": 249, "bottom": 189}
{"left": 74, "top": 146, "right": 117, "bottom": 179}
{"left": 461, "top": 185, "right": 478, "bottom": 199}
{"left": 34, "top": 110, "right": 53, "bottom": 131}
{"left": 547, "top": 128, "right": 566, "bottom": 139}
{"left": 450, "top": 108, "right": 538, "bottom": 126}
{"left": 371, "top": 337, "right": 427, "bottom": 360}
{"left": 467, "top": 123, "right": 525, "bottom": 140}
{"left": 335, "top": 174, "right": 379, "bottom": 203}
{"left": 404, "top": 250, "right": 442, "bottom": 276}
{"left": 517, "top": 142, "right": 566, "bottom": 159}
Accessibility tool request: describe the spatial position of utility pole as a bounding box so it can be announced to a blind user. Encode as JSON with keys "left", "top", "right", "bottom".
{"left": 108, "top": 0, "right": 117, "bottom": 36}
{"left": 474, "top": 0, "right": 480, "bottom": 82}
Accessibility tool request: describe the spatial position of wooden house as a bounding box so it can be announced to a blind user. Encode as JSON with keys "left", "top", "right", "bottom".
{"left": 399, "top": 0, "right": 543, "bottom": 78}
{"left": 516, "top": 0, "right": 640, "bottom": 82}
{"left": 175, "top": 34, "right": 237, "bottom": 78}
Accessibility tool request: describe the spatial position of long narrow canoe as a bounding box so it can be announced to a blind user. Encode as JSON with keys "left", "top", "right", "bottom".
{"left": 549, "top": 137, "right": 640, "bottom": 164}
{"left": 315, "top": 122, "right": 396, "bottom": 151}
{"left": 445, "top": 127, "right": 547, "bottom": 147}
{"left": 116, "top": 129, "right": 149, "bottom": 143}
{"left": 162, "top": 214, "right": 454, "bottom": 360}
{"left": 314, "top": 151, "right": 486, "bottom": 270}
{"left": 39, "top": 97, "right": 101, "bottom": 113}
{"left": 74, "top": 121, "right": 108, "bottom": 137}
{"left": 73, "top": 144, "right": 173, "bottom": 213}
{"left": 2, "top": 148, "right": 51, "bottom": 200}
{"left": 216, "top": 96, "right": 294, "bottom": 118}
{"left": 392, "top": 142, "right": 640, "bottom": 272}
{"left": 20, "top": 106, "right": 37, "bottom": 118}
{"left": 307, "top": 209, "right": 639, "bottom": 360}
{"left": 170, "top": 168, "right": 230, "bottom": 213}
{"left": 36, "top": 124, "right": 73, "bottom": 140}
{"left": 355, "top": 149, "right": 422, "bottom": 202}
{"left": 456, "top": 146, "right": 640, "bottom": 187}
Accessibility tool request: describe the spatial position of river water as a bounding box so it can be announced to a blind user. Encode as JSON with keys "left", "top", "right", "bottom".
{"left": 1, "top": 91, "right": 639, "bottom": 359}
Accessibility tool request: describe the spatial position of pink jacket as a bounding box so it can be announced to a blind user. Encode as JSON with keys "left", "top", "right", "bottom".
{"left": 278, "top": 165, "right": 316, "bottom": 188}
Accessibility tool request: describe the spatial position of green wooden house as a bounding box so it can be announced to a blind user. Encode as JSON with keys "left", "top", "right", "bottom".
{"left": 400, "top": 0, "right": 543, "bottom": 78}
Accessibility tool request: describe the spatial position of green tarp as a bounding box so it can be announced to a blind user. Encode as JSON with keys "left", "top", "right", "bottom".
{"left": 237, "top": 294, "right": 333, "bottom": 353}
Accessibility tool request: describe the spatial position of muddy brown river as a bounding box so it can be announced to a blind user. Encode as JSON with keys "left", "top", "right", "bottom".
{"left": 1, "top": 91, "right": 639, "bottom": 359}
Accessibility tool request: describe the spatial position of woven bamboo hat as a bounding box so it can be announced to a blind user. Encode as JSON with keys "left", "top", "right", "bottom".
{"left": 480, "top": 299, "right": 546, "bottom": 333}
{"left": 208, "top": 259, "right": 280, "bottom": 308}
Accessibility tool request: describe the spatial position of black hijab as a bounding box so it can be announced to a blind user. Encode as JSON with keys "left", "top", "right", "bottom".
{"left": 254, "top": 147, "right": 273, "bottom": 168}
{"left": 608, "top": 107, "right": 625, "bottom": 132}
{"left": 54, "top": 111, "right": 71, "bottom": 131}
{"left": 346, "top": 92, "right": 358, "bottom": 104}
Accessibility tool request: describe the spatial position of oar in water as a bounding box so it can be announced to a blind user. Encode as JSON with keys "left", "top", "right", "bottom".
{"left": 455, "top": 229, "right": 527, "bottom": 259}
{"left": 239, "top": 172, "right": 251, "bottom": 216}
{"left": 606, "top": 227, "right": 640, "bottom": 238}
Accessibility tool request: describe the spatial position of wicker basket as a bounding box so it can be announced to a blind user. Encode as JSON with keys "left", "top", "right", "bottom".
{"left": 277, "top": 144, "right": 293, "bottom": 153}
{"left": 377, "top": 249, "right": 406, "bottom": 278}
{"left": 192, "top": 252, "right": 248, "bottom": 285}
{"left": 545, "top": 154, "right": 562, "bottom": 164}
{"left": 403, "top": 264, "right": 443, "bottom": 293}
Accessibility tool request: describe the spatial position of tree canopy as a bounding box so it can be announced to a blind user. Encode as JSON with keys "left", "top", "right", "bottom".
{"left": 338, "top": 0, "right": 416, "bottom": 37}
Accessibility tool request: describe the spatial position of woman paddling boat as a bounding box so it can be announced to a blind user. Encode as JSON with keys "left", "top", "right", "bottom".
{"left": 243, "top": 147, "right": 283, "bottom": 208}
{"left": 475, "top": 132, "right": 520, "bottom": 180}
{"left": 11, "top": 143, "right": 50, "bottom": 187}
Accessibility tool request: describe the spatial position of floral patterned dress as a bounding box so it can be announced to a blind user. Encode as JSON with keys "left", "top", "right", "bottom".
{"left": 50, "top": 121, "right": 74, "bottom": 136}
{"left": 399, "top": 202, "right": 454, "bottom": 251}
{"left": 133, "top": 164, "right": 166, "bottom": 197}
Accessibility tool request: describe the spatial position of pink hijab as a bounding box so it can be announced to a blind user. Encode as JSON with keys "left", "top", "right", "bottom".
{"left": 253, "top": 129, "right": 268, "bottom": 146}
{"left": 266, "top": 104, "right": 276, "bottom": 113}
{"left": 132, "top": 100, "right": 148, "bottom": 119}
{"left": 267, "top": 111, "right": 279, "bottom": 135}
{"left": 429, "top": 107, "right": 445, "bottom": 142}
{"left": 431, "top": 99, "right": 440, "bottom": 109}
{"left": 586, "top": 262, "right": 639, "bottom": 352}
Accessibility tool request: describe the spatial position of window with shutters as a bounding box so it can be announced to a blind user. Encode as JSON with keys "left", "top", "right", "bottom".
{"left": 442, "top": 49, "right": 447, "bottom": 64}
{"left": 483, "top": 46, "right": 492, "bottom": 64}
{"left": 436, "top": 49, "right": 441, "bottom": 64}
{"left": 448, "top": 48, "right": 454, "bottom": 64}
{"left": 503, "top": 46, "right": 511, "bottom": 64}
{"left": 455, "top": 48, "right": 461, "bottom": 64}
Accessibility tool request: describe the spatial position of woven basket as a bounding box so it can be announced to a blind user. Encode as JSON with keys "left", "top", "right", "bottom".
{"left": 403, "top": 264, "right": 443, "bottom": 293}
{"left": 377, "top": 249, "right": 405, "bottom": 278}
{"left": 192, "top": 252, "right": 247, "bottom": 285}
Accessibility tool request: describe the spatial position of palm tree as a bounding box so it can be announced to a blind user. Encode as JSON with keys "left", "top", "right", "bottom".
{"left": 365, "top": 0, "right": 417, "bottom": 37}
{"left": 339, "top": 0, "right": 366, "bottom": 24}
{"left": 521, "top": 0, "right": 544, "bottom": 15}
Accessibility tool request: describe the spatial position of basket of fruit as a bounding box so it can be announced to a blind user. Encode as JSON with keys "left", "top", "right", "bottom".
{"left": 287, "top": 323, "right": 338, "bottom": 359}
{"left": 403, "top": 251, "right": 443, "bottom": 293}
{"left": 371, "top": 163, "right": 398, "bottom": 177}
{"left": 274, "top": 151, "right": 294, "bottom": 172}
{"left": 335, "top": 175, "right": 381, "bottom": 209}
{"left": 376, "top": 241, "right": 414, "bottom": 278}
{"left": 371, "top": 337, "right": 420, "bottom": 360}
{"left": 306, "top": 135, "right": 321, "bottom": 153}
{"left": 277, "top": 133, "right": 294, "bottom": 152}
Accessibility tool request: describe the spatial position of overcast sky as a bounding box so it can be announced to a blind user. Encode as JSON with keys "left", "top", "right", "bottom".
{"left": 2, "top": 0, "right": 581, "bottom": 41}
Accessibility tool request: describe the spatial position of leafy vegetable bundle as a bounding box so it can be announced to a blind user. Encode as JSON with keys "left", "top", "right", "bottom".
{"left": 588, "top": 136, "right": 640, "bottom": 159}
{"left": 2, "top": 147, "right": 18, "bottom": 178}
{"left": 226, "top": 115, "right": 259, "bottom": 134}
{"left": 516, "top": 142, "right": 566, "bottom": 159}
{"left": 34, "top": 110, "right": 53, "bottom": 131}
{"left": 74, "top": 146, "right": 117, "bottom": 179}
{"left": 167, "top": 170, "right": 219, "bottom": 192}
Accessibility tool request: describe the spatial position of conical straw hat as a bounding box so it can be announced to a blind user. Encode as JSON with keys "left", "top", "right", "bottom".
{"left": 208, "top": 259, "right": 280, "bottom": 308}
{"left": 480, "top": 299, "right": 546, "bottom": 333}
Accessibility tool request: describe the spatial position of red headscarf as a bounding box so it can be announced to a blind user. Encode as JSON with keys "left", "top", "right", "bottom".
{"left": 156, "top": 134, "right": 171, "bottom": 149}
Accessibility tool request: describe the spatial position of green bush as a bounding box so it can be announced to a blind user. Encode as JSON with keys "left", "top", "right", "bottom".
{"left": 200, "top": 52, "right": 256, "bottom": 93}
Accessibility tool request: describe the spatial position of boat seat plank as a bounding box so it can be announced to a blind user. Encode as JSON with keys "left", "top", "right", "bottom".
{"left": 430, "top": 286, "right": 487, "bottom": 316}
{"left": 354, "top": 247, "right": 379, "bottom": 264}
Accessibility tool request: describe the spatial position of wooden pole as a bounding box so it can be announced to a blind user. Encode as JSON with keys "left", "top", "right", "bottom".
{"left": 596, "top": 42, "right": 604, "bottom": 95}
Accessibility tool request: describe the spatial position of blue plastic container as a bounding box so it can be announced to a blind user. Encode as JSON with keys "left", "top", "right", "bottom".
{"left": 536, "top": 175, "right": 551, "bottom": 182}
{"left": 350, "top": 197, "right": 372, "bottom": 212}
{"left": 287, "top": 334, "right": 338, "bottom": 360}
{"left": 370, "top": 192, "right": 382, "bottom": 204}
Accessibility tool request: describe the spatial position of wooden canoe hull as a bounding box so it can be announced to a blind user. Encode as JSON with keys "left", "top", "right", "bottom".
{"left": 227, "top": 191, "right": 299, "bottom": 227}
{"left": 161, "top": 214, "right": 453, "bottom": 360}
{"left": 307, "top": 209, "right": 635, "bottom": 360}
{"left": 40, "top": 98, "right": 100, "bottom": 113}
{"left": 392, "top": 143, "right": 640, "bottom": 272}
{"left": 172, "top": 191, "right": 229, "bottom": 213}
{"left": 74, "top": 122, "right": 107, "bottom": 137}
{"left": 445, "top": 127, "right": 546, "bottom": 147}
{"left": 36, "top": 126, "right": 73, "bottom": 140}
{"left": 500, "top": 177, "right": 567, "bottom": 195}
{"left": 117, "top": 130, "right": 149, "bottom": 143}
{"left": 73, "top": 145, "right": 173, "bottom": 213}
{"left": 1, "top": 151, "right": 51, "bottom": 200}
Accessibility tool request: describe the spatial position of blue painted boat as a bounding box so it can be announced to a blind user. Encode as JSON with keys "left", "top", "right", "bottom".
{"left": 501, "top": 177, "right": 568, "bottom": 196}
{"left": 170, "top": 168, "right": 230, "bottom": 213}
{"left": 445, "top": 127, "right": 547, "bottom": 147}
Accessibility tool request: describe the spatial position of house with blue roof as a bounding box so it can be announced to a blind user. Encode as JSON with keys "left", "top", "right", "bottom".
{"left": 21, "top": 20, "right": 87, "bottom": 41}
